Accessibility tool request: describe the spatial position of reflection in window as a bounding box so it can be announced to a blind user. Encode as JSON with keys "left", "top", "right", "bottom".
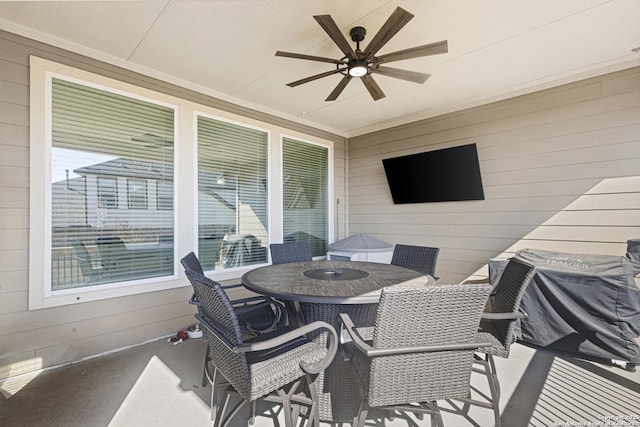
{"left": 50, "top": 78, "right": 175, "bottom": 291}
{"left": 98, "top": 177, "right": 117, "bottom": 208}
{"left": 157, "top": 181, "right": 173, "bottom": 210}
{"left": 197, "top": 116, "right": 268, "bottom": 271}
{"left": 128, "top": 178, "right": 147, "bottom": 209}
{"left": 282, "top": 138, "right": 328, "bottom": 257}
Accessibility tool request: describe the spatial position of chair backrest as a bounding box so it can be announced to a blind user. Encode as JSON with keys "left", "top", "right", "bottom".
{"left": 69, "top": 239, "right": 96, "bottom": 279}
{"left": 390, "top": 244, "right": 440, "bottom": 277}
{"left": 95, "top": 235, "right": 130, "bottom": 273}
{"left": 180, "top": 251, "right": 204, "bottom": 275}
{"left": 198, "top": 235, "right": 223, "bottom": 271}
{"left": 184, "top": 269, "right": 252, "bottom": 399}
{"left": 489, "top": 257, "right": 536, "bottom": 347}
{"left": 366, "top": 282, "right": 492, "bottom": 407}
{"left": 270, "top": 242, "right": 313, "bottom": 264}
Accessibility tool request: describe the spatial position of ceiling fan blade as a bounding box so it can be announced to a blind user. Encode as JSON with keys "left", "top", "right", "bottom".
{"left": 287, "top": 70, "right": 342, "bottom": 87}
{"left": 372, "top": 66, "right": 430, "bottom": 84}
{"left": 314, "top": 14, "right": 356, "bottom": 58}
{"left": 374, "top": 40, "right": 448, "bottom": 64}
{"left": 361, "top": 75, "right": 386, "bottom": 101}
{"left": 275, "top": 51, "right": 347, "bottom": 65}
{"left": 325, "top": 75, "right": 352, "bottom": 101}
{"left": 364, "top": 7, "right": 414, "bottom": 59}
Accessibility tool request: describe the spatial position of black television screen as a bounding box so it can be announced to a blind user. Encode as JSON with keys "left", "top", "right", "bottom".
{"left": 382, "top": 143, "right": 484, "bottom": 204}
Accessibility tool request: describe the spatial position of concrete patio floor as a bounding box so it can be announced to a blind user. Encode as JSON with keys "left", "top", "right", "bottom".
{"left": 1, "top": 336, "right": 638, "bottom": 427}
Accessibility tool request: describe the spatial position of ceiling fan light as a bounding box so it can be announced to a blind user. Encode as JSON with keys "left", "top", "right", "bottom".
{"left": 348, "top": 61, "right": 368, "bottom": 77}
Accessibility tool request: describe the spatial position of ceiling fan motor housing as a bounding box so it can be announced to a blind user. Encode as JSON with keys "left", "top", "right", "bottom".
{"left": 350, "top": 26, "right": 366, "bottom": 43}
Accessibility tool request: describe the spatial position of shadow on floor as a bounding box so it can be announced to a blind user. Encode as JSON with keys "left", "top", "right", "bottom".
{"left": 1, "top": 338, "right": 639, "bottom": 427}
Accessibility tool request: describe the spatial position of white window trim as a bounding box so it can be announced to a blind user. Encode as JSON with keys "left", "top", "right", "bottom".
{"left": 29, "top": 56, "right": 336, "bottom": 309}
{"left": 29, "top": 56, "right": 181, "bottom": 309}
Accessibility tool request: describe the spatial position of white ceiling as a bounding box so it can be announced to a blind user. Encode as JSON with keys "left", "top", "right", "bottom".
{"left": 1, "top": 0, "right": 639, "bottom": 137}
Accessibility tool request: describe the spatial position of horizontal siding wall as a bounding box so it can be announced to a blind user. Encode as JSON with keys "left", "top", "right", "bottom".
{"left": 348, "top": 67, "right": 640, "bottom": 283}
{"left": 0, "top": 30, "right": 345, "bottom": 379}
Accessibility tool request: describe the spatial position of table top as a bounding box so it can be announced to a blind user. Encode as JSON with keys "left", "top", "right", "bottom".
{"left": 241, "top": 260, "right": 434, "bottom": 304}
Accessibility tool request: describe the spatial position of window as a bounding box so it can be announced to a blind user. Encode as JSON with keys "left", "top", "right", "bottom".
{"left": 30, "top": 57, "right": 334, "bottom": 309}
{"left": 197, "top": 116, "right": 268, "bottom": 271}
{"left": 282, "top": 137, "right": 329, "bottom": 257}
{"left": 98, "top": 177, "right": 117, "bottom": 208}
{"left": 127, "top": 178, "right": 148, "bottom": 209}
{"left": 49, "top": 78, "right": 175, "bottom": 292}
{"left": 156, "top": 180, "right": 173, "bottom": 210}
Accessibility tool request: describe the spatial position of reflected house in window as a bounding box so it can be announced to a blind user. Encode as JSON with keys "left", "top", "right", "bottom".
{"left": 51, "top": 157, "right": 241, "bottom": 287}
{"left": 52, "top": 158, "right": 238, "bottom": 243}
{"left": 68, "top": 158, "right": 175, "bottom": 240}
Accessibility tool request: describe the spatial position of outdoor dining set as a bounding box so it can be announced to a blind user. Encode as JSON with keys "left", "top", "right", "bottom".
{"left": 180, "top": 242, "right": 537, "bottom": 427}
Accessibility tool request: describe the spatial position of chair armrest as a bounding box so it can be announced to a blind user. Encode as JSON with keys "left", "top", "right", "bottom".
{"left": 481, "top": 311, "right": 527, "bottom": 320}
{"left": 481, "top": 301, "right": 528, "bottom": 320}
{"left": 238, "top": 320, "right": 338, "bottom": 374}
{"left": 339, "top": 313, "right": 492, "bottom": 358}
{"left": 231, "top": 295, "right": 280, "bottom": 306}
{"left": 196, "top": 314, "right": 337, "bottom": 374}
{"left": 339, "top": 313, "right": 375, "bottom": 353}
{"left": 192, "top": 292, "right": 287, "bottom": 331}
{"left": 189, "top": 292, "right": 200, "bottom": 307}
{"left": 233, "top": 297, "right": 287, "bottom": 331}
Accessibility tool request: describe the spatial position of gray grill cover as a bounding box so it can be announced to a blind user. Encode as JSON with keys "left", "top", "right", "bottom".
{"left": 489, "top": 248, "right": 640, "bottom": 363}
{"left": 627, "top": 239, "right": 640, "bottom": 276}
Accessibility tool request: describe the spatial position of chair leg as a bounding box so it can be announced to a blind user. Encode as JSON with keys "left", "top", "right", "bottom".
{"left": 276, "top": 388, "right": 294, "bottom": 427}
{"left": 248, "top": 400, "right": 256, "bottom": 426}
{"left": 202, "top": 346, "right": 210, "bottom": 387}
{"left": 354, "top": 402, "right": 368, "bottom": 427}
{"left": 487, "top": 353, "right": 501, "bottom": 402}
{"left": 475, "top": 353, "right": 502, "bottom": 427}
{"left": 209, "top": 367, "right": 221, "bottom": 423}
{"left": 215, "top": 392, "right": 231, "bottom": 427}
{"left": 305, "top": 373, "right": 320, "bottom": 427}
{"left": 485, "top": 355, "right": 502, "bottom": 427}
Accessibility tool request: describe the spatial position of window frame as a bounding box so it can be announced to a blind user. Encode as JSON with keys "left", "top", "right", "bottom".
{"left": 98, "top": 177, "right": 118, "bottom": 209}
{"left": 29, "top": 57, "right": 181, "bottom": 309}
{"left": 29, "top": 56, "right": 335, "bottom": 310}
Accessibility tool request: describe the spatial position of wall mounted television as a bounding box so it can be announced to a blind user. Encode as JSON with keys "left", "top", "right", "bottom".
{"left": 382, "top": 143, "right": 484, "bottom": 204}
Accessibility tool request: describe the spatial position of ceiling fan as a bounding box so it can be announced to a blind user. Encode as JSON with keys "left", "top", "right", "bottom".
{"left": 275, "top": 7, "right": 448, "bottom": 101}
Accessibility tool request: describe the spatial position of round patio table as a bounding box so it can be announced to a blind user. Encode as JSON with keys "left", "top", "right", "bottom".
{"left": 241, "top": 260, "right": 434, "bottom": 422}
{"left": 241, "top": 260, "right": 433, "bottom": 304}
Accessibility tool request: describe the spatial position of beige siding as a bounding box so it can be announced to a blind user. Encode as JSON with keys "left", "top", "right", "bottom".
{"left": 348, "top": 67, "right": 640, "bottom": 283}
{"left": 0, "top": 30, "right": 345, "bottom": 379}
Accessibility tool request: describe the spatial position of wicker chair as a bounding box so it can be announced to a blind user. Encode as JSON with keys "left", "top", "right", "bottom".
{"left": 460, "top": 257, "right": 536, "bottom": 427}
{"left": 270, "top": 242, "right": 313, "bottom": 264}
{"left": 339, "top": 282, "right": 492, "bottom": 427}
{"left": 181, "top": 252, "right": 287, "bottom": 390}
{"left": 186, "top": 269, "right": 338, "bottom": 427}
{"left": 69, "top": 239, "right": 103, "bottom": 283}
{"left": 390, "top": 244, "right": 440, "bottom": 279}
{"left": 95, "top": 235, "right": 133, "bottom": 278}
